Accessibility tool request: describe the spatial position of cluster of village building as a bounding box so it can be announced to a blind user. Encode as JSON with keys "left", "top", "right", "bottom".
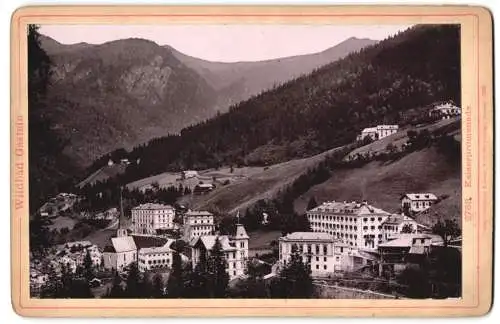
{"left": 277, "top": 193, "right": 444, "bottom": 278}
{"left": 31, "top": 188, "right": 448, "bottom": 294}
{"left": 38, "top": 192, "right": 79, "bottom": 218}
{"left": 31, "top": 202, "right": 250, "bottom": 293}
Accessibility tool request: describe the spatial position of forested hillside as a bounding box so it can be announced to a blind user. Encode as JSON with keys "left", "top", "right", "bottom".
{"left": 113, "top": 24, "right": 460, "bottom": 184}
{"left": 28, "top": 27, "right": 80, "bottom": 211}
{"left": 39, "top": 34, "right": 373, "bottom": 169}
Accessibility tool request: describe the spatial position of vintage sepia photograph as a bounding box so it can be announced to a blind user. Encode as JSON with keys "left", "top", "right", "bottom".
{"left": 25, "top": 20, "right": 465, "bottom": 301}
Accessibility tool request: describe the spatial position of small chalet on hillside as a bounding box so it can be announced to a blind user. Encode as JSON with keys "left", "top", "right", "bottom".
{"left": 429, "top": 102, "right": 461, "bottom": 120}
{"left": 401, "top": 193, "right": 438, "bottom": 213}
{"left": 357, "top": 125, "right": 399, "bottom": 142}
{"left": 193, "top": 183, "right": 215, "bottom": 195}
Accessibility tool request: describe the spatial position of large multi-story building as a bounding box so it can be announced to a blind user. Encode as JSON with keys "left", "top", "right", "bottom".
{"left": 278, "top": 232, "right": 354, "bottom": 276}
{"left": 131, "top": 203, "right": 175, "bottom": 235}
{"left": 138, "top": 240, "right": 174, "bottom": 272}
{"left": 183, "top": 210, "right": 216, "bottom": 241}
{"left": 190, "top": 224, "right": 249, "bottom": 280}
{"left": 307, "top": 201, "right": 392, "bottom": 250}
{"left": 401, "top": 193, "right": 438, "bottom": 213}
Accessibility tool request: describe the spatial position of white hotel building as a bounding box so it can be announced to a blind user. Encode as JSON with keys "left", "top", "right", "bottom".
{"left": 278, "top": 232, "right": 354, "bottom": 276}
{"left": 131, "top": 203, "right": 175, "bottom": 235}
{"left": 183, "top": 210, "right": 216, "bottom": 241}
{"left": 307, "top": 201, "right": 392, "bottom": 250}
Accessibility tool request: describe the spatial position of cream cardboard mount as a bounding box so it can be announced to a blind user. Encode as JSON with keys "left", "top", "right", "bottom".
{"left": 10, "top": 5, "right": 493, "bottom": 317}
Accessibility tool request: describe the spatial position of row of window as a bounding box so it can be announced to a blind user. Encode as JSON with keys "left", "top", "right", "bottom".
{"left": 133, "top": 209, "right": 174, "bottom": 214}
{"left": 190, "top": 225, "right": 214, "bottom": 231}
{"left": 311, "top": 223, "right": 359, "bottom": 231}
{"left": 188, "top": 218, "right": 214, "bottom": 224}
{"left": 281, "top": 243, "right": 329, "bottom": 255}
{"left": 141, "top": 252, "right": 170, "bottom": 258}
{"left": 133, "top": 216, "right": 173, "bottom": 222}
{"left": 308, "top": 215, "right": 385, "bottom": 223}
{"left": 312, "top": 224, "right": 382, "bottom": 232}
{"left": 139, "top": 258, "right": 171, "bottom": 265}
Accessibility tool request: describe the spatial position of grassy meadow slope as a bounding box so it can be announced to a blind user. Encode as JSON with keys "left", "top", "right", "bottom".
{"left": 173, "top": 118, "right": 461, "bottom": 228}
{"left": 178, "top": 146, "right": 346, "bottom": 213}
{"left": 294, "top": 147, "right": 460, "bottom": 219}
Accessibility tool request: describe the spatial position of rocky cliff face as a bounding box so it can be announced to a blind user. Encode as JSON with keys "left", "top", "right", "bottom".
{"left": 42, "top": 37, "right": 220, "bottom": 167}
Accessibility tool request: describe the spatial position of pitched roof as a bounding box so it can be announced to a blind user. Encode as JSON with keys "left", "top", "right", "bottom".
{"left": 132, "top": 235, "right": 170, "bottom": 249}
{"left": 132, "top": 203, "right": 174, "bottom": 210}
{"left": 378, "top": 234, "right": 433, "bottom": 248}
{"left": 235, "top": 224, "right": 249, "bottom": 239}
{"left": 376, "top": 125, "right": 398, "bottom": 130}
{"left": 196, "top": 183, "right": 214, "bottom": 188}
{"left": 361, "top": 127, "right": 377, "bottom": 133}
{"left": 139, "top": 240, "right": 174, "bottom": 254}
{"left": 433, "top": 103, "right": 461, "bottom": 110}
{"left": 382, "top": 214, "right": 416, "bottom": 226}
{"left": 308, "top": 201, "right": 391, "bottom": 216}
{"left": 110, "top": 236, "right": 136, "bottom": 253}
{"left": 185, "top": 210, "right": 213, "bottom": 217}
{"left": 402, "top": 193, "right": 438, "bottom": 201}
{"left": 191, "top": 235, "right": 236, "bottom": 251}
{"left": 282, "top": 232, "right": 334, "bottom": 242}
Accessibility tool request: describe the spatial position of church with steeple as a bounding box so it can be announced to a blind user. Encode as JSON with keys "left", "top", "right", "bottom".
{"left": 190, "top": 211, "right": 249, "bottom": 280}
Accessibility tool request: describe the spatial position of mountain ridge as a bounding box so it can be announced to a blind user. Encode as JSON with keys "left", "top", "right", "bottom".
{"left": 108, "top": 24, "right": 460, "bottom": 185}
{"left": 38, "top": 34, "right": 377, "bottom": 168}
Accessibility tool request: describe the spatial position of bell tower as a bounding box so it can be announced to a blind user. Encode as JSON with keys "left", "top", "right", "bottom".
{"left": 116, "top": 186, "right": 127, "bottom": 238}
{"left": 233, "top": 211, "right": 249, "bottom": 267}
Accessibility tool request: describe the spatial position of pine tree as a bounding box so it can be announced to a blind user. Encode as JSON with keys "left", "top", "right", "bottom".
{"left": 186, "top": 249, "right": 209, "bottom": 298}
{"left": 271, "top": 244, "right": 313, "bottom": 298}
{"left": 124, "top": 262, "right": 141, "bottom": 298}
{"left": 29, "top": 213, "right": 52, "bottom": 257}
{"left": 106, "top": 271, "right": 124, "bottom": 298}
{"left": 167, "top": 251, "right": 183, "bottom": 298}
{"left": 84, "top": 249, "right": 94, "bottom": 281}
{"left": 432, "top": 219, "right": 460, "bottom": 246}
{"left": 229, "top": 260, "right": 267, "bottom": 298}
{"left": 206, "top": 238, "right": 229, "bottom": 298}
{"left": 152, "top": 273, "right": 164, "bottom": 298}
{"left": 306, "top": 196, "right": 318, "bottom": 211}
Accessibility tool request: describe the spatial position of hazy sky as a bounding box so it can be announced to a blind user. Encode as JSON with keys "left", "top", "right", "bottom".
{"left": 40, "top": 24, "right": 411, "bottom": 62}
